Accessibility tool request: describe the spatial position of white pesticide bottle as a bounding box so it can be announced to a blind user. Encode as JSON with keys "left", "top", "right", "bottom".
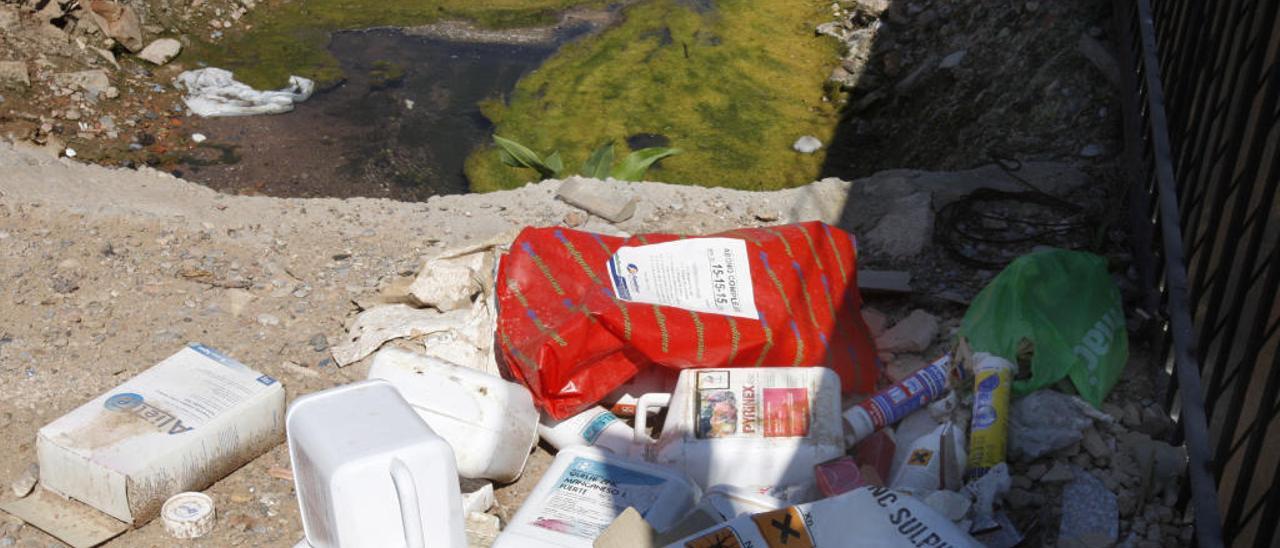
{"left": 537, "top": 406, "right": 638, "bottom": 456}
{"left": 634, "top": 367, "right": 845, "bottom": 502}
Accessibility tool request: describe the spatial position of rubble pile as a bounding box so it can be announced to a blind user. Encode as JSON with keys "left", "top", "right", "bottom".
{"left": 0, "top": 169, "right": 1193, "bottom": 546}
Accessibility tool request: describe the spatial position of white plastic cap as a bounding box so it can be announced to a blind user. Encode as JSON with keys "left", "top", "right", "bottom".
{"left": 161, "top": 492, "right": 216, "bottom": 539}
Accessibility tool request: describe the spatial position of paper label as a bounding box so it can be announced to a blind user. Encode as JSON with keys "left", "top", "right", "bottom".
{"left": 606, "top": 238, "right": 758, "bottom": 319}
{"left": 530, "top": 457, "right": 669, "bottom": 539}
{"left": 695, "top": 370, "right": 812, "bottom": 439}
{"left": 752, "top": 506, "right": 815, "bottom": 548}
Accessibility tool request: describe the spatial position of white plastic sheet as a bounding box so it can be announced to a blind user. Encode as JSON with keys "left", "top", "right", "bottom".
{"left": 174, "top": 68, "right": 314, "bottom": 117}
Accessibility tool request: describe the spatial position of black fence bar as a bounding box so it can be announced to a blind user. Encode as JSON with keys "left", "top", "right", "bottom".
{"left": 1116, "top": 0, "right": 1280, "bottom": 545}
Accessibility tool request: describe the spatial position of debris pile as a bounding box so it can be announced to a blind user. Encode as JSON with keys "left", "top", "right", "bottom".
{"left": 0, "top": 194, "right": 1193, "bottom": 546}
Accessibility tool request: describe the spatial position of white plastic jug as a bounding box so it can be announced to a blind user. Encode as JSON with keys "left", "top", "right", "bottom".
{"left": 635, "top": 367, "right": 844, "bottom": 502}
{"left": 367, "top": 348, "right": 538, "bottom": 482}
{"left": 493, "top": 446, "right": 700, "bottom": 548}
{"left": 286, "top": 380, "right": 465, "bottom": 548}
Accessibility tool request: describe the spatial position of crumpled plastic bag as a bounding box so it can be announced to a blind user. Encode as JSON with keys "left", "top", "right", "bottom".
{"left": 496, "top": 223, "right": 881, "bottom": 419}
{"left": 959, "top": 249, "right": 1128, "bottom": 406}
{"left": 175, "top": 68, "right": 315, "bottom": 117}
{"left": 1008, "top": 390, "right": 1113, "bottom": 460}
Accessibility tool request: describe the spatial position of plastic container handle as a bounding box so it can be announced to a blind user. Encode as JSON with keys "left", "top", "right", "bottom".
{"left": 633, "top": 393, "right": 672, "bottom": 444}
{"left": 389, "top": 457, "right": 426, "bottom": 548}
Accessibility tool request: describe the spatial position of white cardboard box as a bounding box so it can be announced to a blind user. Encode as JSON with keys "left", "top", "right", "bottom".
{"left": 36, "top": 343, "right": 285, "bottom": 525}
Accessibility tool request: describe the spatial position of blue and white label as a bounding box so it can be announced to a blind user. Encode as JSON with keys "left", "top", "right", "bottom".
{"left": 580, "top": 411, "right": 619, "bottom": 445}
{"left": 530, "top": 456, "right": 670, "bottom": 539}
{"left": 605, "top": 238, "right": 757, "bottom": 319}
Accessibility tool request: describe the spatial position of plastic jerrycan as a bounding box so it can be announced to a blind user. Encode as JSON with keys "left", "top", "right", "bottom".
{"left": 634, "top": 367, "right": 845, "bottom": 501}
{"left": 367, "top": 348, "right": 539, "bottom": 483}
{"left": 286, "top": 380, "right": 466, "bottom": 548}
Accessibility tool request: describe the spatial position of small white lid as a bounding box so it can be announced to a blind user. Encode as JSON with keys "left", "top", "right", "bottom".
{"left": 161, "top": 492, "right": 216, "bottom": 539}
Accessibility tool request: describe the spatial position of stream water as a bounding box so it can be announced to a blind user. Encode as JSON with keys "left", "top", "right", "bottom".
{"left": 177, "top": 27, "right": 581, "bottom": 200}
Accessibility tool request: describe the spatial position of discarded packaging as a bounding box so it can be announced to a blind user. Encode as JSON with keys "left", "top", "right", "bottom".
{"left": 655, "top": 485, "right": 789, "bottom": 545}
{"left": 367, "top": 348, "right": 538, "bottom": 482}
{"left": 814, "top": 456, "right": 869, "bottom": 496}
{"left": 539, "top": 406, "right": 637, "bottom": 456}
{"left": 959, "top": 249, "right": 1128, "bottom": 406}
{"left": 889, "top": 422, "right": 967, "bottom": 494}
{"left": 493, "top": 446, "right": 699, "bottom": 547}
{"left": 160, "top": 492, "right": 215, "bottom": 539}
{"left": 496, "top": 223, "right": 880, "bottom": 419}
{"left": 966, "top": 353, "right": 1015, "bottom": 479}
{"left": 37, "top": 343, "right": 284, "bottom": 525}
{"left": 964, "top": 462, "right": 1011, "bottom": 534}
{"left": 287, "top": 380, "right": 466, "bottom": 548}
{"left": 844, "top": 355, "right": 952, "bottom": 446}
{"left": 853, "top": 428, "right": 897, "bottom": 482}
{"left": 175, "top": 67, "right": 315, "bottom": 117}
{"left": 665, "top": 486, "right": 982, "bottom": 547}
{"left": 636, "top": 367, "right": 844, "bottom": 501}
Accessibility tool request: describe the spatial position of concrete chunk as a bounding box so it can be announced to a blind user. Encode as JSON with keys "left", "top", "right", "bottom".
{"left": 876, "top": 309, "right": 939, "bottom": 353}
{"left": 556, "top": 177, "right": 638, "bottom": 223}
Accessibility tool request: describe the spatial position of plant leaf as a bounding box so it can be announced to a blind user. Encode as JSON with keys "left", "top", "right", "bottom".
{"left": 544, "top": 151, "right": 564, "bottom": 177}
{"left": 493, "top": 135, "right": 553, "bottom": 177}
{"left": 581, "top": 141, "right": 615, "bottom": 179}
{"left": 611, "top": 147, "right": 681, "bottom": 181}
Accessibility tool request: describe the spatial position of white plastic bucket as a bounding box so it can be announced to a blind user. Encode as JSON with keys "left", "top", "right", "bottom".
{"left": 286, "top": 380, "right": 466, "bottom": 548}
{"left": 367, "top": 348, "right": 538, "bottom": 482}
{"left": 493, "top": 446, "right": 700, "bottom": 548}
{"left": 635, "top": 367, "right": 845, "bottom": 502}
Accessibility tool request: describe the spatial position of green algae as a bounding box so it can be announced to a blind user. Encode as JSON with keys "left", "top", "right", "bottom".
{"left": 465, "top": 0, "right": 842, "bottom": 192}
{"left": 188, "top": 0, "right": 607, "bottom": 89}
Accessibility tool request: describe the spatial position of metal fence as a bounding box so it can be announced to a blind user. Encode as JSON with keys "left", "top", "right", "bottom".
{"left": 1114, "top": 0, "right": 1280, "bottom": 545}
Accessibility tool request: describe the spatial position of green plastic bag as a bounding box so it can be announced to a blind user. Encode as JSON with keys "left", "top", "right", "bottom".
{"left": 959, "top": 249, "right": 1127, "bottom": 407}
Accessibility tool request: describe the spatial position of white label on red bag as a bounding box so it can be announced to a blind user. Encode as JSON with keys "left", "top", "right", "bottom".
{"left": 606, "top": 238, "right": 758, "bottom": 319}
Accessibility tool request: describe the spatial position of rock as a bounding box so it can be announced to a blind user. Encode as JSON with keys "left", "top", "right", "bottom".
{"left": 225, "top": 288, "right": 255, "bottom": 316}
{"left": 815, "top": 22, "right": 848, "bottom": 41}
{"left": 85, "top": 0, "right": 144, "bottom": 52}
{"left": 1082, "top": 427, "right": 1111, "bottom": 460}
{"left": 1122, "top": 402, "right": 1142, "bottom": 427}
{"left": 860, "top": 307, "right": 889, "bottom": 337}
{"left": 939, "top": 50, "right": 967, "bottom": 69}
{"left": 10, "top": 463, "right": 37, "bottom": 498}
{"left": 137, "top": 38, "right": 182, "bottom": 65}
{"left": 1005, "top": 488, "right": 1038, "bottom": 510}
{"left": 894, "top": 56, "right": 938, "bottom": 95}
{"left": 53, "top": 70, "right": 111, "bottom": 96}
{"left": 887, "top": 354, "right": 929, "bottom": 383}
{"left": 1025, "top": 463, "right": 1048, "bottom": 481}
{"left": 1078, "top": 34, "right": 1120, "bottom": 87}
{"left": 1041, "top": 462, "right": 1074, "bottom": 483}
{"left": 464, "top": 512, "right": 500, "bottom": 546}
{"left": 555, "top": 177, "right": 638, "bottom": 223}
{"left": 749, "top": 205, "right": 779, "bottom": 222}
{"left": 1059, "top": 470, "right": 1119, "bottom": 547}
{"left": 865, "top": 191, "right": 933, "bottom": 257}
{"left": 1079, "top": 144, "right": 1104, "bottom": 158}
{"left": 256, "top": 313, "right": 280, "bottom": 327}
{"left": 793, "top": 135, "right": 823, "bottom": 153}
{"left": 876, "top": 309, "right": 939, "bottom": 353}
{"left": 308, "top": 333, "right": 328, "bottom": 352}
{"left": 89, "top": 46, "right": 120, "bottom": 69}
{"left": 0, "top": 61, "right": 29, "bottom": 88}
{"left": 192, "top": 133, "right": 208, "bottom": 143}
{"left": 407, "top": 250, "right": 487, "bottom": 312}
{"left": 562, "top": 210, "right": 586, "bottom": 227}
{"left": 848, "top": 0, "right": 890, "bottom": 17}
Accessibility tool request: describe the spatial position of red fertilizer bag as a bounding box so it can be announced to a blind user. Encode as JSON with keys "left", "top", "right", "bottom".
{"left": 496, "top": 222, "right": 881, "bottom": 419}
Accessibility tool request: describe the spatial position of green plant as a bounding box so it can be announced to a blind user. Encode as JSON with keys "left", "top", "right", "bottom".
{"left": 493, "top": 135, "right": 680, "bottom": 181}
